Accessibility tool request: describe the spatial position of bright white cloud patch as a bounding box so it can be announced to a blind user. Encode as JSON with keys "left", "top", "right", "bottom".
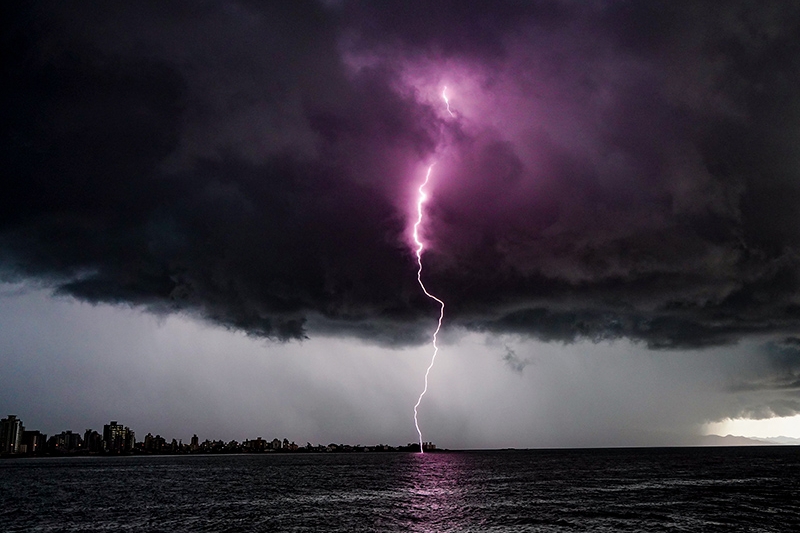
{"left": 705, "top": 416, "right": 800, "bottom": 439}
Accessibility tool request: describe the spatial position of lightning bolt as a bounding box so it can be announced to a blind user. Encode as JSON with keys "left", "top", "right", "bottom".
{"left": 411, "top": 86, "right": 457, "bottom": 453}
{"left": 412, "top": 163, "right": 445, "bottom": 454}
{"left": 442, "top": 86, "right": 455, "bottom": 117}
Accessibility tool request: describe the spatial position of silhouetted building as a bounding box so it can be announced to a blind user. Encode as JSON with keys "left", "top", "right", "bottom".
{"left": 49, "top": 430, "right": 83, "bottom": 453}
{"left": 21, "top": 430, "right": 47, "bottom": 454}
{"left": 244, "top": 437, "right": 266, "bottom": 452}
{"left": 103, "top": 421, "right": 134, "bottom": 453}
{"left": 143, "top": 433, "right": 168, "bottom": 453}
{"left": 83, "top": 429, "right": 103, "bottom": 453}
{"left": 190, "top": 434, "right": 199, "bottom": 451}
{"left": 1, "top": 415, "right": 24, "bottom": 454}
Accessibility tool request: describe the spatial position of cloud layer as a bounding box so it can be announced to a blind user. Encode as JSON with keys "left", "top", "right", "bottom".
{"left": 3, "top": 1, "right": 800, "bottom": 348}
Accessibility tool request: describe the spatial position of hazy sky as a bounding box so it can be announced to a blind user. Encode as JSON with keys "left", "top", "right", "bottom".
{"left": 2, "top": 1, "right": 800, "bottom": 447}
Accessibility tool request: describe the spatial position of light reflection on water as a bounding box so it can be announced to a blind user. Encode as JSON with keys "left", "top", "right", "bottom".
{"left": 403, "top": 453, "right": 472, "bottom": 531}
{"left": 2, "top": 448, "right": 799, "bottom": 532}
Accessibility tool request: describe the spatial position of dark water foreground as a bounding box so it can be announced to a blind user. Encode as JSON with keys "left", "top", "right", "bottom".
{"left": 2, "top": 447, "right": 799, "bottom": 532}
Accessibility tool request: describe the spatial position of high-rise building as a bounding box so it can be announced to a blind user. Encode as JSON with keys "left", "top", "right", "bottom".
{"left": 103, "top": 421, "right": 133, "bottom": 453}
{"left": 83, "top": 429, "right": 103, "bottom": 453}
{"left": 49, "top": 430, "right": 83, "bottom": 453}
{"left": 0, "top": 415, "right": 24, "bottom": 454}
{"left": 21, "top": 430, "right": 47, "bottom": 454}
{"left": 143, "top": 433, "right": 166, "bottom": 453}
{"left": 126, "top": 428, "right": 135, "bottom": 452}
{"left": 104, "top": 420, "right": 123, "bottom": 452}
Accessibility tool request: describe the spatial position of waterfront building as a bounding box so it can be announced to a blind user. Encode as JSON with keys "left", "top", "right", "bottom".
{"left": 103, "top": 421, "right": 134, "bottom": 453}
{"left": 49, "top": 430, "right": 83, "bottom": 453}
{"left": 0, "top": 415, "right": 24, "bottom": 454}
{"left": 21, "top": 430, "right": 47, "bottom": 454}
{"left": 83, "top": 429, "right": 103, "bottom": 453}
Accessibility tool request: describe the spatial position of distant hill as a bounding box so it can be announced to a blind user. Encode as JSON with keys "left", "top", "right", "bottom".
{"left": 700, "top": 434, "right": 800, "bottom": 446}
{"left": 761, "top": 436, "right": 800, "bottom": 445}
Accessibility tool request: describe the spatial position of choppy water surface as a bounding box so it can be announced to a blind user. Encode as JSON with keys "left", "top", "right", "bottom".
{"left": 2, "top": 447, "right": 799, "bottom": 532}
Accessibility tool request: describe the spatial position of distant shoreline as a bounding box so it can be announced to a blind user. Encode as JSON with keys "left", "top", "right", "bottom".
{"left": 6, "top": 441, "right": 800, "bottom": 460}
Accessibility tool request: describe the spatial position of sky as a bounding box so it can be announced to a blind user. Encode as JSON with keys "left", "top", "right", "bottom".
{"left": 2, "top": 0, "right": 800, "bottom": 448}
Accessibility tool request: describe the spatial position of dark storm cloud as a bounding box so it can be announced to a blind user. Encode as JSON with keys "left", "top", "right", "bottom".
{"left": 339, "top": 0, "right": 573, "bottom": 60}
{"left": 729, "top": 338, "right": 800, "bottom": 393}
{"left": 1, "top": 0, "right": 432, "bottom": 341}
{"left": 2, "top": 1, "right": 800, "bottom": 347}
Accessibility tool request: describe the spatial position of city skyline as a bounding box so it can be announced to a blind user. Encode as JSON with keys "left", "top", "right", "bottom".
{"left": 1, "top": 413, "right": 437, "bottom": 456}
{"left": 5, "top": 406, "right": 797, "bottom": 457}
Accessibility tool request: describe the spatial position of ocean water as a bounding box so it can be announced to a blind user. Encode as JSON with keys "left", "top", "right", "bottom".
{"left": 2, "top": 447, "right": 799, "bottom": 532}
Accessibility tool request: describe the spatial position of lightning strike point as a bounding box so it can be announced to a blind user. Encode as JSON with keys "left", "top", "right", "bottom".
{"left": 412, "top": 164, "right": 446, "bottom": 454}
